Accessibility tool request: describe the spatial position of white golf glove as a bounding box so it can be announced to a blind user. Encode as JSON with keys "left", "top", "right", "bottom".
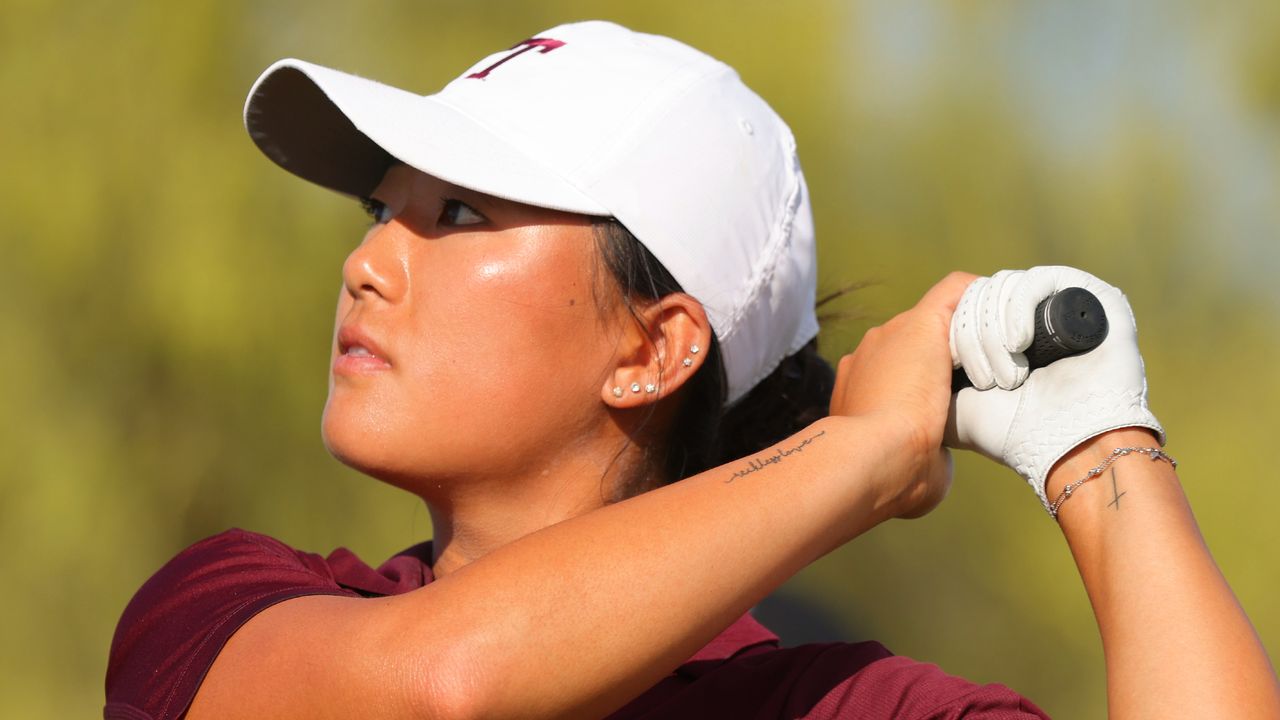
{"left": 945, "top": 266, "right": 1165, "bottom": 511}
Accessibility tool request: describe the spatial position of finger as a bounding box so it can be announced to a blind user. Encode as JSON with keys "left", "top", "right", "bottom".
{"left": 982, "top": 270, "right": 1028, "bottom": 390}
{"left": 951, "top": 276, "right": 996, "bottom": 390}
{"left": 945, "top": 380, "right": 1021, "bottom": 455}
{"left": 917, "top": 271, "right": 980, "bottom": 316}
{"left": 1004, "top": 266, "right": 1062, "bottom": 352}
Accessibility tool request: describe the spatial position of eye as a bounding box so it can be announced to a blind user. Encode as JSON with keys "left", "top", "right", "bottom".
{"left": 361, "top": 198, "right": 395, "bottom": 225}
{"left": 440, "top": 199, "right": 488, "bottom": 227}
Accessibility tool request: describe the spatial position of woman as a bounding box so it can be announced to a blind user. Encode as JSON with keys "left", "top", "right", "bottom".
{"left": 105, "top": 20, "right": 1278, "bottom": 719}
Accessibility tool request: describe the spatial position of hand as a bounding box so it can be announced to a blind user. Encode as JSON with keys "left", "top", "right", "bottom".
{"left": 830, "top": 272, "right": 975, "bottom": 520}
{"left": 945, "top": 266, "right": 1164, "bottom": 510}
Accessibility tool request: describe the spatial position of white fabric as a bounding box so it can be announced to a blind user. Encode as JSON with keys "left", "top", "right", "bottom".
{"left": 243, "top": 21, "right": 819, "bottom": 405}
{"left": 945, "top": 266, "right": 1165, "bottom": 511}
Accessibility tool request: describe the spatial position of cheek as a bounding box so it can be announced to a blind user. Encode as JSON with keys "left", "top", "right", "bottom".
{"left": 404, "top": 239, "right": 605, "bottom": 396}
{"left": 321, "top": 226, "right": 616, "bottom": 479}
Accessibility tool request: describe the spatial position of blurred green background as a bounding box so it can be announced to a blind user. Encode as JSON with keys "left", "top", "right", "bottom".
{"left": 3, "top": 0, "right": 1277, "bottom": 717}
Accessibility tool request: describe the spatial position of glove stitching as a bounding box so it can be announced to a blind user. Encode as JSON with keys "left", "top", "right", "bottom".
{"left": 1006, "top": 388, "right": 1162, "bottom": 511}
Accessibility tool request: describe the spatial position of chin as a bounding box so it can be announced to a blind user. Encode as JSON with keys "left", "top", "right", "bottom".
{"left": 322, "top": 412, "right": 375, "bottom": 472}
{"left": 320, "top": 399, "right": 458, "bottom": 497}
{"left": 322, "top": 401, "right": 400, "bottom": 478}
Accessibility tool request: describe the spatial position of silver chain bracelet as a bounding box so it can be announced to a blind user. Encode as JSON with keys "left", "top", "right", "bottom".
{"left": 1048, "top": 447, "right": 1178, "bottom": 520}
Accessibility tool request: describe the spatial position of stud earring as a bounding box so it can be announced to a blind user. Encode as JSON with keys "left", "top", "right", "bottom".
{"left": 644, "top": 383, "right": 657, "bottom": 393}
{"left": 612, "top": 386, "right": 623, "bottom": 398}
{"left": 690, "top": 344, "right": 701, "bottom": 355}
{"left": 682, "top": 357, "right": 693, "bottom": 368}
{"left": 630, "top": 382, "right": 642, "bottom": 393}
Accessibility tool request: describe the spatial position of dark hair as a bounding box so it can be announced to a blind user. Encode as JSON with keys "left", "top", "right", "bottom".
{"left": 593, "top": 218, "right": 835, "bottom": 500}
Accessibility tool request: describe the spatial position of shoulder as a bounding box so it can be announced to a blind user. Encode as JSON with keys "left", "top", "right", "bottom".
{"left": 615, "top": 640, "right": 1047, "bottom": 719}
{"left": 104, "top": 529, "right": 359, "bottom": 720}
{"left": 791, "top": 645, "right": 1049, "bottom": 719}
{"left": 109, "top": 528, "right": 352, "bottom": 651}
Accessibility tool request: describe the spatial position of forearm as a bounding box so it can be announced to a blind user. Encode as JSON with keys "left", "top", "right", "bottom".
{"left": 1048, "top": 428, "right": 1280, "bottom": 719}
{"left": 392, "top": 415, "right": 904, "bottom": 719}
{"left": 191, "top": 274, "right": 970, "bottom": 720}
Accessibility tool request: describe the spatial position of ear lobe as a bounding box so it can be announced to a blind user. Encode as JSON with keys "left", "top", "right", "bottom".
{"left": 601, "top": 378, "right": 652, "bottom": 407}
{"left": 602, "top": 292, "right": 712, "bottom": 408}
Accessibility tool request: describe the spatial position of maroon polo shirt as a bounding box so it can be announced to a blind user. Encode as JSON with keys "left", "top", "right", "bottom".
{"left": 105, "top": 529, "right": 1049, "bottom": 719}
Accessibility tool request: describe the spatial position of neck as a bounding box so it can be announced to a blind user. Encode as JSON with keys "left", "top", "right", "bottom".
{"left": 425, "top": 447, "right": 634, "bottom": 578}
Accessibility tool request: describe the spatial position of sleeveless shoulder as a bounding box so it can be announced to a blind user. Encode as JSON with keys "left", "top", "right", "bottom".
{"left": 104, "top": 529, "right": 425, "bottom": 720}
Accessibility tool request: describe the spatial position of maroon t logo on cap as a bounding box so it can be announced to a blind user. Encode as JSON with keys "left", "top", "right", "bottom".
{"left": 467, "top": 38, "right": 565, "bottom": 80}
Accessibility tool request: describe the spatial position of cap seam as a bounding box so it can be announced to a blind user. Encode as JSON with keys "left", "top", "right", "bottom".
{"left": 588, "top": 63, "right": 769, "bottom": 343}
{"left": 730, "top": 136, "right": 804, "bottom": 335}
{"left": 718, "top": 134, "right": 810, "bottom": 396}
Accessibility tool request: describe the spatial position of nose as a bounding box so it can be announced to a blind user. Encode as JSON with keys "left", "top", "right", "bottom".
{"left": 342, "top": 224, "right": 408, "bottom": 304}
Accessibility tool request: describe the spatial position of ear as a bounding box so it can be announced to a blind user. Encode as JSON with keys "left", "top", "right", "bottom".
{"left": 601, "top": 292, "right": 713, "bottom": 408}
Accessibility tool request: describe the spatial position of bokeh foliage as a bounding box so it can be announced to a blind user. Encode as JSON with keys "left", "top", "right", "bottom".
{"left": 2, "top": 1, "right": 1277, "bottom": 717}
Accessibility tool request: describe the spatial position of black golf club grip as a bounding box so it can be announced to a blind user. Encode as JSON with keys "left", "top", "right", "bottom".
{"left": 951, "top": 286, "right": 1109, "bottom": 393}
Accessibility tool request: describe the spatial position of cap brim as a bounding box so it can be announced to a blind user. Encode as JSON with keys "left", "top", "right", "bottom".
{"left": 243, "top": 59, "right": 609, "bottom": 214}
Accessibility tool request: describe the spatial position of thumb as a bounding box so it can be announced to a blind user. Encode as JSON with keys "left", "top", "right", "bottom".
{"left": 944, "top": 384, "right": 1021, "bottom": 464}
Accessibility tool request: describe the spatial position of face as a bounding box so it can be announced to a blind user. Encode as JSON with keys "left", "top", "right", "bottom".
{"left": 322, "top": 165, "right": 624, "bottom": 490}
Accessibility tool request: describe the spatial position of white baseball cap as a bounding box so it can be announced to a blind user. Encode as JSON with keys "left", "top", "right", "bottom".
{"left": 244, "top": 20, "right": 818, "bottom": 405}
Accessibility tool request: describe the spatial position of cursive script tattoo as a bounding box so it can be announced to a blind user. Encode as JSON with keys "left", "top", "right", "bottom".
{"left": 725, "top": 430, "right": 827, "bottom": 483}
{"left": 1107, "top": 467, "right": 1126, "bottom": 510}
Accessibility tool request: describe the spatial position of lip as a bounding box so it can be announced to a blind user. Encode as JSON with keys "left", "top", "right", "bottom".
{"left": 334, "top": 323, "right": 393, "bottom": 375}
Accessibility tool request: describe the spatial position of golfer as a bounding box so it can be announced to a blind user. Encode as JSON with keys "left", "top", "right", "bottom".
{"left": 105, "top": 20, "right": 1279, "bottom": 720}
